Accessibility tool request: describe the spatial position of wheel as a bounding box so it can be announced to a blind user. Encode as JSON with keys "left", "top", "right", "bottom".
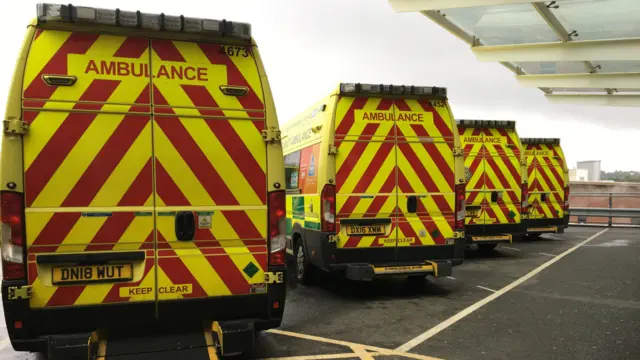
{"left": 295, "top": 243, "right": 315, "bottom": 285}
{"left": 478, "top": 243, "right": 498, "bottom": 251}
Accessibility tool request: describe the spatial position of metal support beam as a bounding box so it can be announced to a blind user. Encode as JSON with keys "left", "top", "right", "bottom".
{"left": 517, "top": 73, "right": 640, "bottom": 89}
{"left": 389, "top": 0, "right": 533, "bottom": 12}
{"left": 473, "top": 38, "right": 640, "bottom": 62}
{"left": 545, "top": 94, "right": 640, "bottom": 107}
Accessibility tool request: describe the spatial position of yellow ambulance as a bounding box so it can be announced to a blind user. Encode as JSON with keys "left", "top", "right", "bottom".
{"left": 1, "top": 3, "right": 286, "bottom": 355}
{"left": 522, "top": 138, "right": 570, "bottom": 236}
{"left": 457, "top": 120, "right": 527, "bottom": 250}
{"left": 282, "top": 83, "right": 466, "bottom": 283}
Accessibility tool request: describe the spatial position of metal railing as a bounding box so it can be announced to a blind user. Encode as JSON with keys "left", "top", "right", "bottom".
{"left": 569, "top": 192, "right": 640, "bottom": 227}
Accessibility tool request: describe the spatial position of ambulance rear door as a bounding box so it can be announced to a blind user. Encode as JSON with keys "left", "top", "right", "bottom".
{"left": 334, "top": 96, "right": 398, "bottom": 260}
{"left": 394, "top": 98, "right": 456, "bottom": 261}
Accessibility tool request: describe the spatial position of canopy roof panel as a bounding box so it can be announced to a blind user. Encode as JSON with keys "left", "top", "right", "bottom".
{"left": 389, "top": 0, "right": 640, "bottom": 106}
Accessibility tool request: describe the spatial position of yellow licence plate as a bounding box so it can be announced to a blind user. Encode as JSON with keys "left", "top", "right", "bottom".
{"left": 52, "top": 264, "right": 133, "bottom": 285}
{"left": 346, "top": 224, "right": 386, "bottom": 236}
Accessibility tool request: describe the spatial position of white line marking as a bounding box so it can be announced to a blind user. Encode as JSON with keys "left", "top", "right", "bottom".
{"left": 501, "top": 246, "right": 521, "bottom": 251}
{"left": 476, "top": 285, "right": 497, "bottom": 293}
{"left": 539, "top": 252, "right": 556, "bottom": 257}
{"left": 266, "top": 329, "right": 443, "bottom": 360}
{"left": 395, "top": 228, "right": 609, "bottom": 352}
{"left": 446, "top": 276, "right": 456, "bottom": 280}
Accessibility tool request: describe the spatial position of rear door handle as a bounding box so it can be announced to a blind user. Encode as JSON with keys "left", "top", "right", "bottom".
{"left": 175, "top": 211, "right": 195, "bottom": 241}
{"left": 42, "top": 75, "right": 77, "bottom": 86}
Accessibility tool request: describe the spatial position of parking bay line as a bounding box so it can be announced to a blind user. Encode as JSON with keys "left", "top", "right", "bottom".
{"left": 501, "top": 246, "right": 521, "bottom": 251}
{"left": 395, "top": 228, "right": 609, "bottom": 352}
{"left": 266, "top": 329, "right": 443, "bottom": 360}
{"left": 476, "top": 285, "right": 497, "bottom": 293}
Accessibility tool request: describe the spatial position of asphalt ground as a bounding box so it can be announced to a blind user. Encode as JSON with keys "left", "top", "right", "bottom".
{"left": 2, "top": 227, "right": 638, "bottom": 360}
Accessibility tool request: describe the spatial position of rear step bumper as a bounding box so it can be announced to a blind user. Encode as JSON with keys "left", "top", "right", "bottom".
{"left": 465, "top": 223, "right": 525, "bottom": 244}
{"left": 524, "top": 218, "right": 565, "bottom": 235}
{"left": 2, "top": 278, "right": 285, "bottom": 354}
{"left": 333, "top": 260, "right": 453, "bottom": 281}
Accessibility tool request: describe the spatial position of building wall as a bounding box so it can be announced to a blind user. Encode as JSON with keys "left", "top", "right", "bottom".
{"left": 570, "top": 181, "right": 640, "bottom": 225}
{"left": 577, "top": 160, "right": 601, "bottom": 182}
{"left": 569, "top": 168, "right": 589, "bottom": 182}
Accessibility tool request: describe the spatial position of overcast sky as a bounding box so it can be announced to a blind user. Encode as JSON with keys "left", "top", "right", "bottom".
{"left": 2, "top": 0, "right": 639, "bottom": 171}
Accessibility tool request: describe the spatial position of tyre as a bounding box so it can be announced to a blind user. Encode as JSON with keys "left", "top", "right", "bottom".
{"left": 295, "top": 243, "right": 315, "bottom": 285}
{"left": 477, "top": 243, "right": 498, "bottom": 251}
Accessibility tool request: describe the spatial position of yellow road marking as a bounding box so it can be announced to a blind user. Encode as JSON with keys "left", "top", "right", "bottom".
{"left": 266, "top": 329, "right": 443, "bottom": 360}
{"left": 260, "top": 352, "right": 380, "bottom": 360}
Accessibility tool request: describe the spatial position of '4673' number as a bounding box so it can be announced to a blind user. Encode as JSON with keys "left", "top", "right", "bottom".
{"left": 219, "top": 45, "right": 250, "bottom": 58}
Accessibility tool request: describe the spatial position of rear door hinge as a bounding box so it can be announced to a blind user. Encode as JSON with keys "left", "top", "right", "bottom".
{"left": 328, "top": 145, "right": 338, "bottom": 155}
{"left": 3, "top": 119, "right": 29, "bottom": 135}
{"left": 261, "top": 127, "right": 281, "bottom": 142}
{"left": 265, "top": 272, "right": 284, "bottom": 284}
{"left": 453, "top": 148, "right": 464, "bottom": 157}
{"left": 452, "top": 231, "right": 465, "bottom": 239}
{"left": 8, "top": 285, "right": 33, "bottom": 300}
{"left": 328, "top": 235, "right": 339, "bottom": 243}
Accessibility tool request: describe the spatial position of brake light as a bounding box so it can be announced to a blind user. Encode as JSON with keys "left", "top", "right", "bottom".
{"left": 1, "top": 191, "right": 25, "bottom": 280}
{"left": 321, "top": 185, "right": 336, "bottom": 232}
{"left": 564, "top": 186, "right": 570, "bottom": 211}
{"left": 454, "top": 184, "right": 465, "bottom": 231}
{"left": 521, "top": 183, "right": 529, "bottom": 214}
{"left": 268, "top": 190, "right": 286, "bottom": 266}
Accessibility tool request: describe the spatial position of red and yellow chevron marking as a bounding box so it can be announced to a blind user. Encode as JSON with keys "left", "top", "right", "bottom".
{"left": 334, "top": 96, "right": 455, "bottom": 248}
{"left": 22, "top": 29, "right": 268, "bottom": 308}
{"left": 23, "top": 30, "right": 151, "bottom": 113}
{"left": 459, "top": 127, "right": 522, "bottom": 226}
{"left": 526, "top": 143, "right": 566, "bottom": 220}
{"left": 151, "top": 39, "right": 264, "bottom": 118}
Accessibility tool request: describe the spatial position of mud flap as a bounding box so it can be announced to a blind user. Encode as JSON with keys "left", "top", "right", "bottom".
{"left": 47, "top": 332, "right": 93, "bottom": 360}
{"left": 212, "top": 320, "right": 256, "bottom": 357}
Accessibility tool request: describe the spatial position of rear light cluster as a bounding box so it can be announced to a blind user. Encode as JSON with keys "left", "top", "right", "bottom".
{"left": 321, "top": 185, "right": 336, "bottom": 232}
{"left": 268, "top": 191, "right": 286, "bottom": 266}
{"left": 1, "top": 191, "right": 26, "bottom": 280}
{"left": 37, "top": 3, "right": 252, "bottom": 39}
{"left": 521, "top": 183, "right": 529, "bottom": 214}
{"left": 454, "top": 184, "right": 466, "bottom": 231}
{"left": 564, "top": 186, "right": 570, "bottom": 211}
